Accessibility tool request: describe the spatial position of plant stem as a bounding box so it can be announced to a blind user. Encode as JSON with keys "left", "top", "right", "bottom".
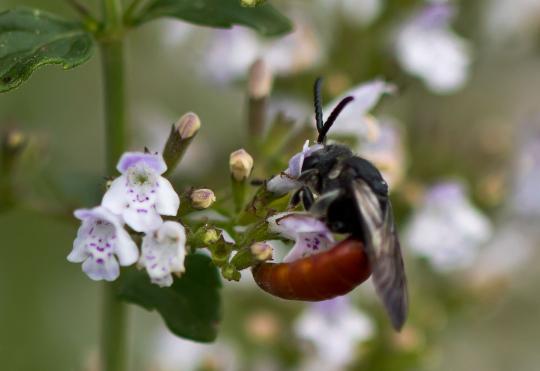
{"left": 100, "top": 1, "right": 127, "bottom": 371}
{"left": 102, "top": 40, "right": 126, "bottom": 171}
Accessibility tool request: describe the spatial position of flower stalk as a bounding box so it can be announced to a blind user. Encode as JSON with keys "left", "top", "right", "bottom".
{"left": 100, "top": 0, "right": 128, "bottom": 370}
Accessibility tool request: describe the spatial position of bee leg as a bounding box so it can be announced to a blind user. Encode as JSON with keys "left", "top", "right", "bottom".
{"left": 290, "top": 189, "right": 302, "bottom": 208}
{"left": 301, "top": 187, "right": 315, "bottom": 210}
{"left": 308, "top": 189, "right": 342, "bottom": 217}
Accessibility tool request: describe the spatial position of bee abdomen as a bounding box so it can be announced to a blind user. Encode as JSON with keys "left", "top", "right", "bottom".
{"left": 252, "top": 238, "right": 371, "bottom": 301}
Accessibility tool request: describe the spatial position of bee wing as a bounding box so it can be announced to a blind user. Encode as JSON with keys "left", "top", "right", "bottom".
{"left": 352, "top": 179, "right": 408, "bottom": 330}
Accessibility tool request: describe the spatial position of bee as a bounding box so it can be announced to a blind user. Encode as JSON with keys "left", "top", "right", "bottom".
{"left": 253, "top": 78, "right": 408, "bottom": 330}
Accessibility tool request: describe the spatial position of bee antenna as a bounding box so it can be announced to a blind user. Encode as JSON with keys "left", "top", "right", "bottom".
{"left": 313, "top": 77, "right": 324, "bottom": 134}
{"left": 317, "top": 96, "right": 354, "bottom": 143}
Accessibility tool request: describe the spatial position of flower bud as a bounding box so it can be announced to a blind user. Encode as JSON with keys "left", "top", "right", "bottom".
{"left": 250, "top": 241, "right": 273, "bottom": 262}
{"left": 190, "top": 188, "right": 216, "bottom": 209}
{"left": 176, "top": 112, "right": 201, "bottom": 139}
{"left": 221, "top": 264, "right": 241, "bottom": 281}
{"left": 2, "top": 128, "right": 27, "bottom": 158}
{"left": 229, "top": 149, "right": 254, "bottom": 181}
{"left": 162, "top": 112, "right": 201, "bottom": 175}
{"left": 248, "top": 59, "right": 273, "bottom": 99}
{"left": 202, "top": 228, "right": 220, "bottom": 246}
{"left": 240, "top": 0, "right": 266, "bottom": 7}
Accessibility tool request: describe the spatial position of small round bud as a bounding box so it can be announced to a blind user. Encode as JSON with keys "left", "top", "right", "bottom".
{"left": 229, "top": 149, "right": 254, "bottom": 181}
{"left": 222, "top": 264, "right": 241, "bottom": 281}
{"left": 248, "top": 59, "right": 273, "bottom": 99}
{"left": 250, "top": 241, "right": 273, "bottom": 262}
{"left": 240, "top": 0, "right": 265, "bottom": 7}
{"left": 2, "top": 128, "right": 27, "bottom": 156}
{"left": 175, "top": 112, "right": 201, "bottom": 139}
{"left": 190, "top": 188, "right": 216, "bottom": 210}
{"left": 202, "top": 228, "right": 220, "bottom": 246}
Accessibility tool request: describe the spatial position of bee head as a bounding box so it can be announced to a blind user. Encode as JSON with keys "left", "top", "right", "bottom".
{"left": 313, "top": 77, "right": 355, "bottom": 144}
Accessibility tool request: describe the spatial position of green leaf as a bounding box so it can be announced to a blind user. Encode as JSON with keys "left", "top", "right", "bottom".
{"left": 118, "top": 254, "right": 222, "bottom": 342}
{"left": 134, "top": 0, "right": 292, "bottom": 37}
{"left": 0, "top": 8, "right": 94, "bottom": 93}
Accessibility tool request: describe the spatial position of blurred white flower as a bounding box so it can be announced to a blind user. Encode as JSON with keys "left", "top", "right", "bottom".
{"left": 360, "top": 117, "right": 406, "bottom": 189}
{"left": 68, "top": 207, "right": 138, "bottom": 281}
{"left": 139, "top": 221, "right": 187, "bottom": 287}
{"left": 203, "top": 17, "right": 323, "bottom": 83}
{"left": 323, "top": 80, "right": 405, "bottom": 189}
{"left": 317, "top": 0, "right": 383, "bottom": 26}
{"left": 395, "top": 3, "right": 472, "bottom": 94}
{"left": 484, "top": 0, "right": 540, "bottom": 44}
{"left": 295, "top": 296, "right": 374, "bottom": 369}
{"left": 470, "top": 220, "right": 535, "bottom": 286}
{"left": 509, "top": 120, "right": 540, "bottom": 217}
{"left": 102, "top": 152, "right": 180, "bottom": 233}
{"left": 150, "top": 326, "right": 238, "bottom": 371}
{"left": 268, "top": 212, "right": 334, "bottom": 263}
{"left": 160, "top": 19, "right": 196, "bottom": 47}
{"left": 323, "top": 79, "right": 395, "bottom": 139}
{"left": 404, "top": 181, "right": 492, "bottom": 271}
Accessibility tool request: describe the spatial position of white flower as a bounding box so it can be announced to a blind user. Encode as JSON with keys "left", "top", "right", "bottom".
{"left": 203, "top": 17, "right": 323, "bottom": 83}
{"left": 324, "top": 80, "right": 395, "bottom": 144}
{"left": 68, "top": 207, "right": 138, "bottom": 281}
{"left": 395, "top": 3, "right": 472, "bottom": 94}
{"left": 359, "top": 117, "right": 406, "bottom": 189}
{"left": 266, "top": 140, "right": 323, "bottom": 195}
{"left": 295, "top": 296, "right": 375, "bottom": 368}
{"left": 509, "top": 120, "right": 540, "bottom": 217}
{"left": 268, "top": 212, "right": 334, "bottom": 263}
{"left": 404, "top": 181, "right": 492, "bottom": 271}
{"left": 150, "top": 326, "right": 238, "bottom": 371}
{"left": 317, "top": 0, "right": 383, "bottom": 26}
{"left": 102, "top": 152, "right": 180, "bottom": 233}
{"left": 139, "top": 221, "right": 187, "bottom": 287}
{"left": 484, "top": 0, "right": 540, "bottom": 44}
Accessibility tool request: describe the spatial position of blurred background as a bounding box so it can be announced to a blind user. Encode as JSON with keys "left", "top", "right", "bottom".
{"left": 1, "top": 0, "right": 540, "bottom": 370}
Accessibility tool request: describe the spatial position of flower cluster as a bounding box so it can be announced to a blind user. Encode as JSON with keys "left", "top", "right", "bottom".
{"left": 67, "top": 152, "right": 186, "bottom": 287}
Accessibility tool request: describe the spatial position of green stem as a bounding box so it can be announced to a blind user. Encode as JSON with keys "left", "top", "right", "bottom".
{"left": 100, "top": 1, "right": 127, "bottom": 371}
{"left": 101, "top": 40, "right": 126, "bottom": 170}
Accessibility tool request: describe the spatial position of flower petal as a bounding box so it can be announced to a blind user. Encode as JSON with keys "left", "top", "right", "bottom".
{"left": 115, "top": 228, "right": 139, "bottom": 266}
{"left": 101, "top": 176, "right": 128, "bottom": 215}
{"left": 82, "top": 255, "right": 120, "bottom": 281}
{"left": 68, "top": 206, "right": 138, "bottom": 280}
{"left": 267, "top": 141, "right": 323, "bottom": 195}
{"left": 67, "top": 237, "right": 88, "bottom": 263}
{"left": 268, "top": 212, "right": 334, "bottom": 263}
{"left": 124, "top": 207, "right": 163, "bottom": 233}
{"left": 323, "top": 80, "right": 395, "bottom": 132}
{"left": 266, "top": 173, "right": 301, "bottom": 195}
{"left": 155, "top": 177, "right": 180, "bottom": 216}
{"left": 117, "top": 152, "right": 167, "bottom": 174}
{"left": 139, "top": 221, "right": 187, "bottom": 287}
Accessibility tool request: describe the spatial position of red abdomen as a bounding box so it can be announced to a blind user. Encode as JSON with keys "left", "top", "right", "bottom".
{"left": 252, "top": 238, "right": 371, "bottom": 301}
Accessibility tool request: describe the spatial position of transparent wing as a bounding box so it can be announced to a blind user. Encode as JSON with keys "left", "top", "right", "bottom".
{"left": 352, "top": 179, "right": 408, "bottom": 330}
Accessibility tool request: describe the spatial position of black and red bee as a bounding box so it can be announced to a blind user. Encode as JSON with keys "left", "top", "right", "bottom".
{"left": 253, "top": 78, "right": 408, "bottom": 330}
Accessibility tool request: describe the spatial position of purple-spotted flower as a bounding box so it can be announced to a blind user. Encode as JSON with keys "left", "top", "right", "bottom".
{"left": 295, "top": 296, "right": 375, "bottom": 368}
{"left": 268, "top": 212, "right": 334, "bottom": 263}
{"left": 67, "top": 207, "right": 138, "bottom": 281}
{"left": 266, "top": 140, "right": 323, "bottom": 195}
{"left": 139, "top": 221, "right": 187, "bottom": 287}
{"left": 102, "top": 152, "right": 180, "bottom": 233}
{"left": 395, "top": 3, "right": 471, "bottom": 94}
